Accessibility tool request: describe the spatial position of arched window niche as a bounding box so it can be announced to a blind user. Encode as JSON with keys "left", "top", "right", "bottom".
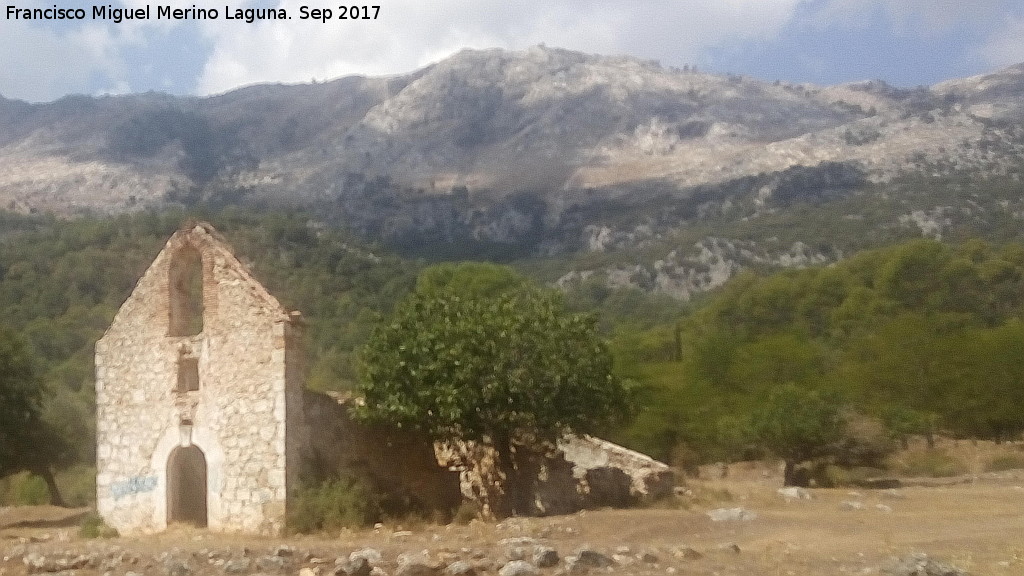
{"left": 168, "top": 245, "right": 204, "bottom": 337}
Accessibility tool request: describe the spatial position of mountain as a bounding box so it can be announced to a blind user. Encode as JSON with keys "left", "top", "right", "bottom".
{"left": 1, "top": 46, "right": 1023, "bottom": 296}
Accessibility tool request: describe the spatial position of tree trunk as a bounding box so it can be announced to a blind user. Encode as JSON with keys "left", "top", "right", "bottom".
{"left": 491, "top": 432, "right": 533, "bottom": 518}
{"left": 782, "top": 460, "right": 798, "bottom": 487}
{"left": 32, "top": 466, "right": 67, "bottom": 508}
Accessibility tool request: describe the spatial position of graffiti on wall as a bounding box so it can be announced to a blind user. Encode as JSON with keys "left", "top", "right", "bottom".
{"left": 110, "top": 475, "right": 157, "bottom": 500}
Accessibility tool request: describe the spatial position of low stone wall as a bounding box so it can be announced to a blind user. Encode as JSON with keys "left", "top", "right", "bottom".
{"left": 558, "top": 434, "right": 675, "bottom": 503}
{"left": 436, "top": 434, "right": 675, "bottom": 517}
{"left": 299, "top": 391, "right": 463, "bottom": 515}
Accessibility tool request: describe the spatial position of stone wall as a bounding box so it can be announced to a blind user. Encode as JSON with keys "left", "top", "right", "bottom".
{"left": 96, "top": 224, "right": 304, "bottom": 536}
{"left": 300, "top": 392, "right": 462, "bottom": 516}
{"left": 436, "top": 435, "right": 675, "bottom": 518}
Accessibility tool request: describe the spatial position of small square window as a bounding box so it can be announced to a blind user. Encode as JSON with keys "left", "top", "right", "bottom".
{"left": 177, "top": 357, "right": 200, "bottom": 393}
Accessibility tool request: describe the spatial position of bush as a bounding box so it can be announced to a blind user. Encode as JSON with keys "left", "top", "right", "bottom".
{"left": 56, "top": 465, "right": 96, "bottom": 508}
{"left": 984, "top": 453, "right": 1024, "bottom": 472}
{"left": 888, "top": 449, "right": 968, "bottom": 478}
{"left": 288, "top": 474, "right": 383, "bottom": 533}
{"left": 79, "top": 512, "right": 118, "bottom": 538}
{"left": 818, "top": 465, "right": 889, "bottom": 487}
{"left": 0, "top": 472, "right": 49, "bottom": 505}
{"left": 451, "top": 501, "right": 480, "bottom": 525}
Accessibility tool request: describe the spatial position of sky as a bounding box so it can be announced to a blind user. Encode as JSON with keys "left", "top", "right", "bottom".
{"left": 2, "top": 0, "right": 1023, "bottom": 103}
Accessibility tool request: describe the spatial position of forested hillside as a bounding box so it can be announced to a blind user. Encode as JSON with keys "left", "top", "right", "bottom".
{"left": 612, "top": 238, "right": 1024, "bottom": 466}
{"left": 4, "top": 203, "right": 1024, "bottom": 502}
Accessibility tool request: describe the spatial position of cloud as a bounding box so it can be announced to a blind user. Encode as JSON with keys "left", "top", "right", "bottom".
{"left": 0, "top": 19, "right": 130, "bottom": 102}
{"left": 806, "top": 0, "right": 1011, "bottom": 36}
{"left": 3, "top": 0, "right": 1017, "bottom": 101}
{"left": 972, "top": 16, "right": 1024, "bottom": 70}
{"left": 195, "top": 0, "right": 803, "bottom": 95}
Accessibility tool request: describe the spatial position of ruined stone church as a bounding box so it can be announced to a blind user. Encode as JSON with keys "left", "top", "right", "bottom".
{"left": 95, "top": 223, "right": 671, "bottom": 536}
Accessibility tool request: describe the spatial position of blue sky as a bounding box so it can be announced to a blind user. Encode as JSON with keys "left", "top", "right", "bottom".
{"left": 2, "top": 0, "right": 1023, "bottom": 103}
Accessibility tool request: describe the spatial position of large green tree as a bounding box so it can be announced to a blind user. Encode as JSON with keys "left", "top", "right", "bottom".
{"left": 0, "top": 326, "right": 66, "bottom": 505}
{"left": 357, "top": 264, "right": 630, "bottom": 516}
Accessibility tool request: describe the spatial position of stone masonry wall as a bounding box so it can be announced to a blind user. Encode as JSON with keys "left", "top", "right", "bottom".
{"left": 96, "top": 224, "right": 303, "bottom": 536}
{"left": 300, "top": 392, "right": 462, "bottom": 515}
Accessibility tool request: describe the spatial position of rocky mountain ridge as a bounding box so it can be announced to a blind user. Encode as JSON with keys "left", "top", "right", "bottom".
{"left": 2, "top": 46, "right": 1023, "bottom": 297}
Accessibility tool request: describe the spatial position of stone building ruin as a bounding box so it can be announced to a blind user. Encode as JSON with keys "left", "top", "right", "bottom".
{"left": 96, "top": 223, "right": 671, "bottom": 536}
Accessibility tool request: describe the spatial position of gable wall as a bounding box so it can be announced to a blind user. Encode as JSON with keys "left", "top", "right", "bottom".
{"left": 96, "top": 225, "right": 303, "bottom": 535}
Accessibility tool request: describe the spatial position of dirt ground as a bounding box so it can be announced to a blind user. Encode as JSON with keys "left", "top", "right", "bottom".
{"left": 2, "top": 445, "right": 1024, "bottom": 576}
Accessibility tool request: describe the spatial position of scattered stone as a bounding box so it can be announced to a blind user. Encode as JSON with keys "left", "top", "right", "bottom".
{"left": 612, "top": 554, "right": 633, "bottom": 566}
{"left": 840, "top": 501, "right": 865, "bottom": 511}
{"left": 499, "top": 538, "right": 540, "bottom": 548}
{"left": 717, "top": 543, "right": 741, "bottom": 555}
{"left": 24, "top": 553, "right": 93, "bottom": 574}
{"left": 498, "top": 560, "right": 538, "bottom": 576}
{"left": 396, "top": 553, "right": 441, "bottom": 576}
{"left": 256, "top": 555, "right": 288, "bottom": 574}
{"left": 881, "top": 553, "right": 967, "bottom": 576}
{"left": 505, "top": 548, "right": 528, "bottom": 562}
{"left": 300, "top": 568, "right": 321, "bottom": 576}
{"left": 395, "top": 564, "right": 440, "bottom": 576}
{"left": 274, "top": 546, "right": 296, "bottom": 558}
{"left": 532, "top": 547, "right": 559, "bottom": 568}
{"left": 349, "top": 550, "right": 383, "bottom": 567}
{"left": 560, "top": 556, "right": 589, "bottom": 575}
{"left": 706, "top": 507, "right": 757, "bottom": 522}
{"left": 335, "top": 558, "right": 372, "bottom": 576}
{"left": 444, "top": 561, "right": 476, "bottom": 576}
{"left": 392, "top": 531, "right": 414, "bottom": 540}
{"left": 777, "top": 487, "right": 812, "bottom": 501}
{"left": 164, "top": 558, "right": 192, "bottom": 576}
{"left": 875, "top": 503, "right": 893, "bottom": 513}
{"left": 223, "top": 558, "right": 252, "bottom": 574}
{"left": 881, "top": 489, "right": 907, "bottom": 500}
{"left": 640, "top": 552, "right": 660, "bottom": 564}
{"left": 672, "top": 547, "right": 703, "bottom": 561}
{"left": 573, "top": 550, "right": 614, "bottom": 569}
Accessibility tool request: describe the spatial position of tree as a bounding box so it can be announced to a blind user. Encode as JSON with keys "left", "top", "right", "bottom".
{"left": 750, "top": 384, "right": 845, "bottom": 486}
{"left": 357, "top": 266, "right": 630, "bottom": 516}
{"left": 0, "top": 326, "right": 66, "bottom": 506}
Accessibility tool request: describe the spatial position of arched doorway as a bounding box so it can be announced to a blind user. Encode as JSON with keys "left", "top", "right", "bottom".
{"left": 167, "top": 445, "right": 208, "bottom": 527}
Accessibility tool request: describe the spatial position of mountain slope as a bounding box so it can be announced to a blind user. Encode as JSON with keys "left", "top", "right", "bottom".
{"left": 1, "top": 46, "right": 1023, "bottom": 297}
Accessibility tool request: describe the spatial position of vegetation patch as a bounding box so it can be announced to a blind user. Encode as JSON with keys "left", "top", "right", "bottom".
{"left": 287, "top": 474, "right": 383, "bottom": 533}
{"left": 79, "top": 512, "right": 118, "bottom": 538}
{"left": 888, "top": 449, "right": 969, "bottom": 478}
{"left": 984, "top": 453, "right": 1024, "bottom": 473}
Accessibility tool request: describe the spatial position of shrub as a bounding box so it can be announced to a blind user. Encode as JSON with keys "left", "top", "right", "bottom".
{"left": 56, "top": 465, "right": 96, "bottom": 508}
{"left": 888, "top": 449, "right": 968, "bottom": 477}
{"left": 984, "top": 453, "right": 1024, "bottom": 472}
{"left": 79, "top": 513, "right": 118, "bottom": 538}
{"left": 818, "top": 465, "right": 889, "bottom": 487}
{"left": 288, "top": 474, "right": 383, "bottom": 533}
{"left": 451, "top": 501, "right": 480, "bottom": 525}
{"left": 0, "top": 472, "right": 49, "bottom": 505}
